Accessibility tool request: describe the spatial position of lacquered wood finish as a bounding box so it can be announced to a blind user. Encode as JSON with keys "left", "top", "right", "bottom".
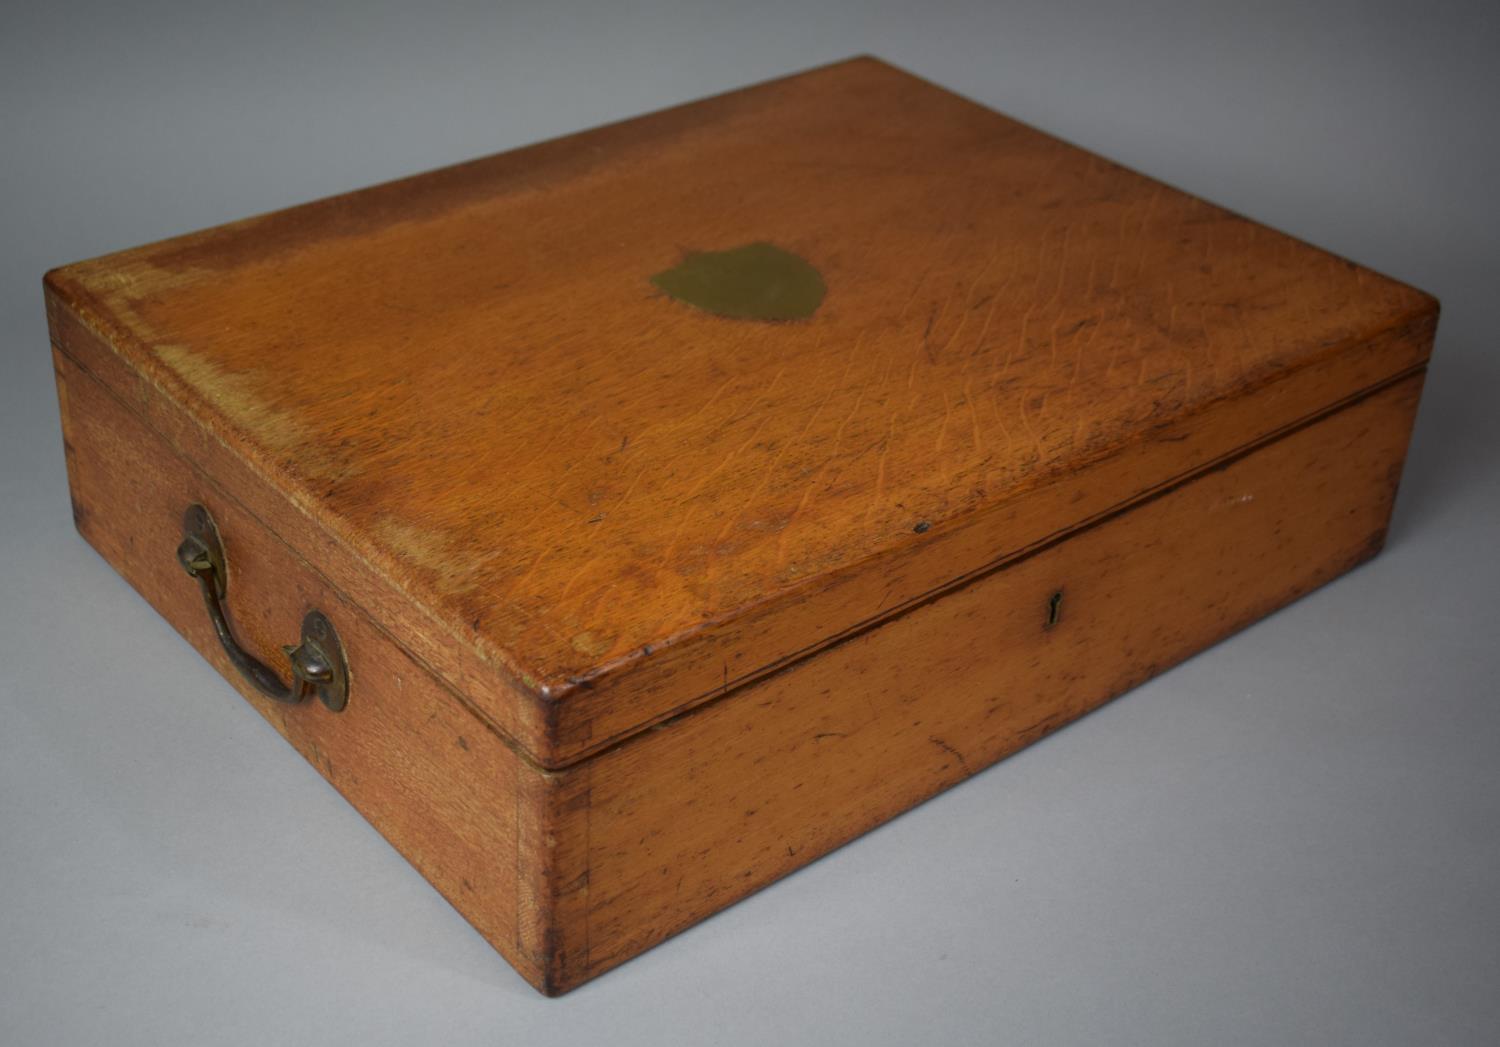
{"left": 42, "top": 56, "right": 1437, "bottom": 764}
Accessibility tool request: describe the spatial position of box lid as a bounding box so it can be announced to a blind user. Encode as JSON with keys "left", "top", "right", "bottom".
{"left": 44, "top": 57, "right": 1436, "bottom": 768}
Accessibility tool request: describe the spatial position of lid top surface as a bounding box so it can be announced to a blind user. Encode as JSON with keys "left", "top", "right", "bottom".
{"left": 56, "top": 57, "right": 1428, "bottom": 696}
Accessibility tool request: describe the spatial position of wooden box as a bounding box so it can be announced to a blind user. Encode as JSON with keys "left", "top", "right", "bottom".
{"left": 44, "top": 57, "right": 1437, "bottom": 995}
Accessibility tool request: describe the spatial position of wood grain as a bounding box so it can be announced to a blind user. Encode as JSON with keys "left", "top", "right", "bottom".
{"left": 42, "top": 56, "right": 1439, "bottom": 765}
{"left": 549, "top": 371, "right": 1425, "bottom": 991}
{"left": 52, "top": 274, "right": 1428, "bottom": 998}
{"left": 54, "top": 347, "right": 554, "bottom": 994}
{"left": 45, "top": 55, "right": 1438, "bottom": 997}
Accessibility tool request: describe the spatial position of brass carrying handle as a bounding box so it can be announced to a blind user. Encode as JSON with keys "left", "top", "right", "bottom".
{"left": 176, "top": 504, "right": 349, "bottom": 712}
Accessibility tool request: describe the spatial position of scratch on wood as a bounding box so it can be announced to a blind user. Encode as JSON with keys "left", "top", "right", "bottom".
{"left": 928, "top": 735, "right": 970, "bottom": 772}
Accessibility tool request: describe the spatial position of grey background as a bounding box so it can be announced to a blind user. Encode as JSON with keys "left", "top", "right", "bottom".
{"left": 2, "top": 1, "right": 1497, "bottom": 1043}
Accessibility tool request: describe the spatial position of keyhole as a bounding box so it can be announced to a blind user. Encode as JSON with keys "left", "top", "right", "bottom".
{"left": 1045, "top": 590, "right": 1064, "bottom": 629}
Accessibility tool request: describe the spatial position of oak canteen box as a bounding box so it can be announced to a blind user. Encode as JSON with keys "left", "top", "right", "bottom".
{"left": 44, "top": 56, "right": 1437, "bottom": 995}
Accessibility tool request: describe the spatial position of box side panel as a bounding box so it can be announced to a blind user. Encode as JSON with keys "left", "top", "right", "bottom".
{"left": 562, "top": 371, "right": 1424, "bottom": 991}
{"left": 53, "top": 347, "right": 550, "bottom": 992}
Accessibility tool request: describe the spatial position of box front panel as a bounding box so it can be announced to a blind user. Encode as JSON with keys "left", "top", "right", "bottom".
{"left": 570, "top": 372, "right": 1424, "bottom": 989}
